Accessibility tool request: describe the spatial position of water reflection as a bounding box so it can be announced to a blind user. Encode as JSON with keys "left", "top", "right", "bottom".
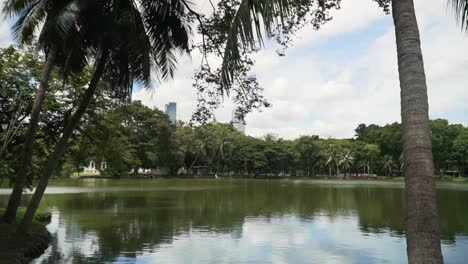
{"left": 1, "top": 179, "right": 466, "bottom": 263}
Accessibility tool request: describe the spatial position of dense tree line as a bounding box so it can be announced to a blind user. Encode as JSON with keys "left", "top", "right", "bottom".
{"left": 1, "top": 46, "right": 467, "bottom": 182}
{"left": 1, "top": 45, "right": 466, "bottom": 181}
{"left": 0, "top": 45, "right": 116, "bottom": 185}
{"left": 62, "top": 104, "right": 468, "bottom": 178}
{"left": 1, "top": 0, "right": 467, "bottom": 259}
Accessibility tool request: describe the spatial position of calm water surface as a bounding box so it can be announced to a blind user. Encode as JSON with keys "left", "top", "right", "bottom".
{"left": 1, "top": 179, "right": 468, "bottom": 264}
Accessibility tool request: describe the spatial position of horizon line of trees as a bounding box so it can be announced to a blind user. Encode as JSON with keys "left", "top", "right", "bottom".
{"left": 60, "top": 100, "right": 468, "bottom": 179}
{"left": 2, "top": 45, "right": 466, "bottom": 181}
{"left": 1, "top": 0, "right": 467, "bottom": 260}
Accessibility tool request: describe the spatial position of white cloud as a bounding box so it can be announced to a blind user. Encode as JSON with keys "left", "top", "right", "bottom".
{"left": 3, "top": 0, "right": 467, "bottom": 139}
{"left": 243, "top": 0, "right": 468, "bottom": 139}
{"left": 0, "top": 1, "right": 13, "bottom": 48}
{"left": 292, "top": 0, "right": 386, "bottom": 47}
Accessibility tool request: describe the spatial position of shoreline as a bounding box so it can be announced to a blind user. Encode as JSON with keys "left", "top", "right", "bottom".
{"left": 0, "top": 209, "right": 52, "bottom": 263}
{"left": 74, "top": 174, "right": 468, "bottom": 183}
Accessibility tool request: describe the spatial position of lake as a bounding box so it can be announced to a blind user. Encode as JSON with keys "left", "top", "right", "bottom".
{"left": 1, "top": 179, "right": 468, "bottom": 263}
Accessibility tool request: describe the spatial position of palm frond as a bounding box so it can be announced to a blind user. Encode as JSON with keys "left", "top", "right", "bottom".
{"left": 39, "top": 0, "right": 80, "bottom": 44}
{"left": 2, "top": 0, "right": 38, "bottom": 18}
{"left": 449, "top": 0, "right": 468, "bottom": 30}
{"left": 221, "top": 0, "right": 290, "bottom": 88}
{"left": 142, "top": 0, "right": 191, "bottom": 82}
{"left": 93, "top": 0, "right": 191, "bottom": 100}
{"left": 10, "top": 0, "right": 47, "bottom": 43}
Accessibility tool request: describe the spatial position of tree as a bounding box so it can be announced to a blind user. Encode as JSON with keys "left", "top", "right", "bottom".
{"left": 102, "top": 101, "right": 179, "bottom": 175}
{"left": 382, "top": 155, "right": 395, "bottom": 177}
{"left": 355, "top": 122, "right": 401, "bottom": 161}
{"left": 451, "top": 128, "right": 468, "bottom": 177}
{"left": 430, "top": 119, "right": 462, "bottom": 175}
{"left": 219, "top": 0, "right": 445, "bottom": 261}
{"left": 85, "top": 110, "right": 138, "bottom": 177}
{"left": 389, "top": 0, "right": 443, "bottom": 261}
{"left": 0, "top": 46, "right": 38, "bottom": 186}
{"left": 174, "top": 122, "right": 198, "bottom": 172}
{"left": 18, "top": 0, "right": 191, "bottom": 231}
{"left": 294, "top": 136, "right": 321, "bottom": 176}
{"left": 323, "top": 143, "right": 339, "bottom": 177}
{"left": 1, "top": 0, "right": 85, "bottom": 223}
{"left": 338, "top": 149, "right": 354, "bottom": 177}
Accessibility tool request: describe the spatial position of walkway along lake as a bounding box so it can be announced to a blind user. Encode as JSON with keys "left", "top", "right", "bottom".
{"left": 1, "top": 179, "right": 468, "bottom": 263}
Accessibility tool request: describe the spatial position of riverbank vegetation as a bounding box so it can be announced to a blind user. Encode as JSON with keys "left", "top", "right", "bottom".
{"left": 1, "top": 0, "right": 468, "bottom": 262}
{"left": 0, "top": 207, "right": 51, "bottom": 263}
{"left": 1, "top": 47, "right": 467, "bottom": 180}
{"left": 66, "top": 111, "right": 468, "bottom": 179}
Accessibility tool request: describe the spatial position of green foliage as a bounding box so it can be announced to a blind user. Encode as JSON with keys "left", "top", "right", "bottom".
{"left": 66, "top": 101, "right": 179, "bottom": 177}
{"left": 58, "top": 117, "right": 468, "bottom": 178}
{"left": 1, "top": 44, "right": 466, "bottom": 179}
{"left": 191, "top": 0, "right": 341, "bottom": 124}
{"left": 0, "top": 44, "right": 118, "bottom": 183}
{"left": 452, "top": 128, "right": 468, "bottom": 177}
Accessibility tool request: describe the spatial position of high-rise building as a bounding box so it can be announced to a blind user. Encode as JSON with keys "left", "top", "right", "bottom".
{"left": 165, "top": 102, "right": 177, "bottom": 124}
{"left": 232, "top": 111, "right": 246, "bottom": 134}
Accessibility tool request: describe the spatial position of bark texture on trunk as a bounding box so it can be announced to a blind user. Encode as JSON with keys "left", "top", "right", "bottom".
{"left": 391, "top": 0, "right": 443, "bottom": 263}
{"left": 19, "top": 50, "right": 109, "bottom": 231}
{"left": 2, "top": 49, "right": 57, "bottom": 223}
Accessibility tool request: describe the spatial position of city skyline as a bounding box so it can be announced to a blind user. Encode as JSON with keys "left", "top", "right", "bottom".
{"left": 165, "top": 102, "right": 177, "bottom": 124}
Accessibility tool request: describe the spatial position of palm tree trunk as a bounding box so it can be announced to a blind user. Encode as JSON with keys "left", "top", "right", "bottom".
{"left": 18, "top": 50, "right": 109, "bottom": 232}
{"left": 2, "top": 48, "right": 57, "bottom": 223}
{"left": 391, "top": 0, "right": 443, "bottom": 263}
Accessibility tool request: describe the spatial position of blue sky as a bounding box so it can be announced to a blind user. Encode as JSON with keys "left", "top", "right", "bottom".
{"left": 132, "top": 0, "right": 468, "bottom": 139}
{"left": 1, "top": 0, "right": 467, "bottom": 139}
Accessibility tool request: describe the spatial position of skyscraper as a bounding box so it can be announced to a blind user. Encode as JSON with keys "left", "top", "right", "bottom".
{"left": 165, "top": 102, "right": 177, "bottom": 124}
{"left": 232, "top": 111, "right": 246, "bottom": 134}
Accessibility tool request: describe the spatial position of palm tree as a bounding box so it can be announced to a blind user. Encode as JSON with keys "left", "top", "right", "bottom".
{"left": 325, "top": 145, "right": 338, "bottom": 177}
{"left": 18, "top": 0, "right": 191, "bottom": 231}
{"left": 2, "top": 0, "right": 85, "bottom": 223}
{"left": 338, "top": 149, "right": 354, "bottom": 177}
{"left": 383, "top": 155, "right": 395, "bottom": 177}
{"left": 219, "top": 0, "right": 445, "bottom": 262}
{"left": 391, "top": 0, "right": 443, "bottom": 262}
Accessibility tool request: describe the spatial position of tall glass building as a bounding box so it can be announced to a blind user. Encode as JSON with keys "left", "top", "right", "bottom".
{"left": 232, "top": 111, "right": 246, "bottom": 134}
{"left": 165, "top": 102, "right": 177, "bottom": 124}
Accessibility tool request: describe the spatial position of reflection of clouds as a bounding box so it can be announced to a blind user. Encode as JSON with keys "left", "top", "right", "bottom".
{"left": 33, "top": 210, "right": 101, "bottom": 263}
{"left": 141, "top": 214, "right": 381, "bottom": 264}
{"left": 136, "top": 214, "right": 468, "bottom": 264}
{"left": 30, "top": 205, "right": 468, "bottom": 263}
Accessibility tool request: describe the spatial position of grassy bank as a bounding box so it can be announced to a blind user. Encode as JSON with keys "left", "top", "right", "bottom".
{"left": 0, "top": 208, "right": 52, "bottom": 263}
{"left": 378, "top": 176, "right": 468, "bottom": 183}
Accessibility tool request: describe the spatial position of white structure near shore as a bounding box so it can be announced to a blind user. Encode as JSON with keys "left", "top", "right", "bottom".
{"left": 83, "top": 161, "right": 107, "bottom": 174}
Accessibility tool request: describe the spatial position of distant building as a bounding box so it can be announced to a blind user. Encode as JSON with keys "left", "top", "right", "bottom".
{"left": 165, "top": 102, "right": 177, "bottom": 124}
{"left": 211, "top": 114, "right": 218, "bottom": 125}
{"left": 232, "top": 111, "right": 246, "bottom": 134}
{"left": 83, "top": 160, "right": 107, "bottom": 174}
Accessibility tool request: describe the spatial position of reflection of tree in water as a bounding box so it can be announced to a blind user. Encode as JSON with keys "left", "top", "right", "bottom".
{"left": 33, "top": 180, "right": 468, "bottom": 262}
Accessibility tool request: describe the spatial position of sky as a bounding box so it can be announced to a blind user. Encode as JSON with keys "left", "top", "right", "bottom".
{"left": 1, "top": 0, "right": 467, "bottom": 139}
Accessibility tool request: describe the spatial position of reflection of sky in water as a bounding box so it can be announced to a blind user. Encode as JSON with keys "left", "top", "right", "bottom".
{"left": 34, "top": 211, "right": 468, "bottom": 264}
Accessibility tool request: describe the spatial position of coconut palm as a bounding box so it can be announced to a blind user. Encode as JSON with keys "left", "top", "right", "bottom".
{"left": 18, "top": 0, "right": 191, "bottom": 231}
{"left": 382, "top": 155, "right": 395, "bottom": 177}
{"left": 338, "top": 149, "right": 354, "bottom": 177}
{"left": 390, "top": 0, "right": 443, "bottom": 262}
{"left": 1, "top": 0, "right": 89, "bottom": 223}
{"left": 324, "top": 144, "right": 338, "bottom": 177}
{"left": 220, "top": 0, "right": 445, "bottom": 262}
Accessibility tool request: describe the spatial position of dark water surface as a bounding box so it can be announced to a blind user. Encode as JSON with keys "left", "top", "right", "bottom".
{"left": 1, "top": 179, "right": 468, "bottom": 263}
